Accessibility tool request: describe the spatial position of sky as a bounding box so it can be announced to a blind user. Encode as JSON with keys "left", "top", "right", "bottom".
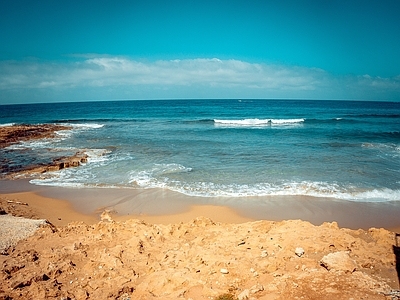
{"left": 0, "top": 0, "right": 400, "bottom": 104}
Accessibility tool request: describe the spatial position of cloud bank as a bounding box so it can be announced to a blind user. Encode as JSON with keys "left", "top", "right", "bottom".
{"left": 0, "top": 56, "right": 399, "bottom": 104}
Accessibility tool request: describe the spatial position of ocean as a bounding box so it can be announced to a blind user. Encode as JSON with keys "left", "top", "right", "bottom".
{"left": 1, "top": 99, "right": 399, "bottom": 204}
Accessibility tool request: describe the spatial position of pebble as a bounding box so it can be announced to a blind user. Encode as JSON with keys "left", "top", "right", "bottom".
{"left": 0, "top": 215, "right": 47, "bottom": 253}
{"left": 220, "top": 268, "right": 229, "bottom": 274}
{"left": 295, "top": 247, "right": 305, "bottom": 257}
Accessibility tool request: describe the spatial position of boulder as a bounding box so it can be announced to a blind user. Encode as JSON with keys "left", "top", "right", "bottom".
{"left": 320, "top": 251, "right": 357, "bottom": 273}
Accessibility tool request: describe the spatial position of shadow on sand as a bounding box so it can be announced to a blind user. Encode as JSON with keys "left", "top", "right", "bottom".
{"left": 394, "top": 233, "right": 400, "bottom": 289}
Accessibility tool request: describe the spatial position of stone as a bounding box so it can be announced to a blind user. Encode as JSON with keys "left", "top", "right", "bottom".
{"left": 237, "top": 289, "right": 250, "bottom": 300}
{"left": 320, "top": 251, "right": 357, "bottom": 273}
{"left": 250, "top": 284, "right": 264, "bottom": 294}
{"left": 295, "top": 247, "right": 305, "bottom": 257}
{"left": 220, "top": 268, "right": 229, "bottom": 274}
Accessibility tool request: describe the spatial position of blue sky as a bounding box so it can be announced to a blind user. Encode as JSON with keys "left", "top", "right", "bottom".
{"left": 1, "top": 0, "right": 399, "bottom": 104}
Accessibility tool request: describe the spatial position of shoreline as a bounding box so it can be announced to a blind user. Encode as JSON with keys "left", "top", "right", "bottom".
{"left": 1, "top": 123, "right": 400, "bottom": 232}
{"left": 1, "top": 179, "right": 400, "bottom": 232}
{"left": 0, "top": 190, "right": 253, "bottom": 226}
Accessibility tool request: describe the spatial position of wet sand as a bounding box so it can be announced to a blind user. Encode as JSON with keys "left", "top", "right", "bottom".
{"left": 1, "top": 179, "right": 400, "bottom": 231}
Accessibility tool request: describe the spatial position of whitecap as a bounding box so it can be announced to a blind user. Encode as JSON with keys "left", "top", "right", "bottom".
{"left": 270, "top": 118, "right": 305, "bottom": 124}
{"left": 214, "top": 118, "right": 304, "bottom": 127}
{"left": 214, "top": 119, "right": 271, "bottom": 127}
{"left": 0, "top": 123, "right": 15, "bottom": 127}
{"left": 67, "top": 123, "right": 104, "bottom": 129}
{"left": 215, "top": 118, "right": 270, "bottom": 125}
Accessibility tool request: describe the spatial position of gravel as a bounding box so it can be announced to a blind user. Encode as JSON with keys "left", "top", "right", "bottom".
{"left": 0, "top": 215, "right": 47, "bottom": 253}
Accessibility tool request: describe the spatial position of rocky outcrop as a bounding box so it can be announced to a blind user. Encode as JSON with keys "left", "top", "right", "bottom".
{"left": 0, "top": 124, "right": 89, "bottom": 178}
{"left": 35, "top": 152, "right": 88, "bottom": 172}
{"left": 0, "top": 124, "right": 71, "bottom": 149}
{"left": 3, "top": 151, "right": 88, "bottom": 179}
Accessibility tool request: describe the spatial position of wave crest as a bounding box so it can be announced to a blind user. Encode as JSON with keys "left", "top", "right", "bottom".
{"left": 214, "top": 118, "right": 304, "bottom": 127}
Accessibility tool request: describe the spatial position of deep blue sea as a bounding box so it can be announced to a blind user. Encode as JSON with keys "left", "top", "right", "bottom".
{"left": 1, "top": 99, "right": 399, "bottom": 203}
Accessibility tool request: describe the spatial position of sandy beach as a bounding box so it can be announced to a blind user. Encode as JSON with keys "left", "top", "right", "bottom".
{"left": 0, "top": 189, "right": 253, "bottom": 226}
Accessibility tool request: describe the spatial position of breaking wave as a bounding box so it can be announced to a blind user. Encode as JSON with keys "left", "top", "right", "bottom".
{"left": 214, "top": 118, "right": 305, "bottom": 127}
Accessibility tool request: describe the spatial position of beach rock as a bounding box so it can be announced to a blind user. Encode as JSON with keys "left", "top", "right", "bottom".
{"left": 0, "top": 124, "right": 71, "bottom": 149}
{"left": 220, "top": 268, "right": 229, "bottom": 274}
{"left": 0, "top": 124, "right": 92, "bottom": 178}
{"left": 320, "top": 251, "right": 357, "bottom": 273}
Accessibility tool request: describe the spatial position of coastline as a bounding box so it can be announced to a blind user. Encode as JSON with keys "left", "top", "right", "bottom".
{"left": 1, "top": 123, "right": 399, "bottom": 232}
{"left": 1, "top": 178, "right": 400, "bottom": 232}
{"left": 0, "top": 189, "right": 253, "bottom": 226}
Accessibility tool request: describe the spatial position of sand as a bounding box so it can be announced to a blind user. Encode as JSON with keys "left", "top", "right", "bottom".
{"left": 0, "top": 190, "right": 252, "bottom": 226}
{"left": 35, "top": 185, "right": 400, "bottom": 231}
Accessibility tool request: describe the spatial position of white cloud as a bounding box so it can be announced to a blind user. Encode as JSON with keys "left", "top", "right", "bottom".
{"left": 0, "top": 56, "right": 399, "bottom": 103}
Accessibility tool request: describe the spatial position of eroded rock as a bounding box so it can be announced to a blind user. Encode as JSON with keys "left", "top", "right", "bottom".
{"left": 320, "top": 251, "right": 357, "bottom": 273}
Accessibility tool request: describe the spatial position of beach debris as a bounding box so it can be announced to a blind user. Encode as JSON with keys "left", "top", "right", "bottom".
{"left": 260, "top": 250, "right": 268, "bottom": 257}
{"left": 220, "top": 268, "right": 229, "bottom": 274}
{"left": 237, "top": 240, "right": 246, "bottom": 246}
{"left": 295, "top": 247, "right": 305, "bottom": 257}
{"left": 320, "top": 251, "right": 357, "bottom": 273}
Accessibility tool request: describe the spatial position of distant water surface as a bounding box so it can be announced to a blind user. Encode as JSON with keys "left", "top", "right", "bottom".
{"left": 1, "top": 99, "right": 399, "bottom": 203}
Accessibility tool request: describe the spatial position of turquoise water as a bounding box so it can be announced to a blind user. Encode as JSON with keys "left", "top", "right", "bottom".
{"left": 1, "top": 99, "right": 399, "bottom": 202}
